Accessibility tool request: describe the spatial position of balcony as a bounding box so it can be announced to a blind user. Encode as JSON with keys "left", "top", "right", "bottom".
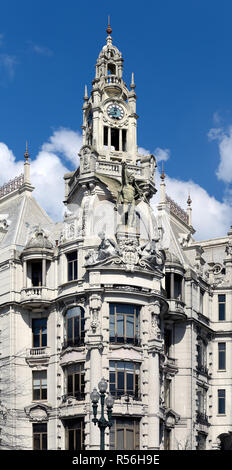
{"left": 196, "top": 364, "right": 209, "bottom": 377}
{"left": 26, "top": 347, "right": 50, "bottom": 366}
{"left": 196, "top": 411, "right": 209, "bottom": 426}
{"left": 110, "top": 336, "right": 141, "bottom": 347}
{"left": 62, "top": 338, "right": 85, "bottom": 350}
{"left": 110, "top": 390, "right": 141, "bottom": 401}
{"left": 163, "top": 356, "right": 178, "bottom": 375}
{"left": 61, "top": 392, "right": 85, "bottom": 403}
{"left": 20, "top": 287, "right": 54, "bottom": 308}
{"left": 165, "top": 299, "right": 187, "bottom": 321}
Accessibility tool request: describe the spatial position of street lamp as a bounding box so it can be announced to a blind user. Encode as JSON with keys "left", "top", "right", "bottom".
{"left": 90, "top": 377, "right": 114, "bottom": 450}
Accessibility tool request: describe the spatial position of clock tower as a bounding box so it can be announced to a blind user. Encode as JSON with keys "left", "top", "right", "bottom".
{"left": 82, "top": 22, "right": 138, "bottom": 164}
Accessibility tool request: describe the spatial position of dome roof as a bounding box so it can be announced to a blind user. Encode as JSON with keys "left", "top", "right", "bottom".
{"left": 24, "top": 229, "right": 53, "bottom": 251}
{"left": 164, "top": 249, "right": 182, "bottom": 265}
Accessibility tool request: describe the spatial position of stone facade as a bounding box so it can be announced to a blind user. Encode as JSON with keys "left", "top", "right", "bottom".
{"left": 0, "top": 28, "right": 231, "bottom": 451}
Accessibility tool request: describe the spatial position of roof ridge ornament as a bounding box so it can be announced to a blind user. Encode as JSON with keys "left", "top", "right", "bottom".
{"left": 24, "top": 140, "right": 30, "bottom": 161}
{"left": 106, "top": 15, "right": 112, "bottom": 35}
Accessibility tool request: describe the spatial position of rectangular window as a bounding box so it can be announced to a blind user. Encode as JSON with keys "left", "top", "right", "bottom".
{"left": 67, "top": 251, "right": 78, "bottom": 281}
{"left": 196, "top": 432, "right": 206, "bottom": 450}
{"left": 66, "top": 363, "right": 85, "bottom": 400}
{"left": 218, "top": 389, "right": 226, "bottom": 414}
{"left": 164, "top": 329, "right": 172, "bottom": 356}
{"left": 122, "top": 129, "right": 127, "bottom": 151}
{"left": 197, "top": 387, "right": 207, "bottom": 413}
{"left": 31, "top": 261, "right": 42, "bottom": 287}
{"left": 110, "top": 303, "right": 140, "bottom": 345}
{"left": 218, "top": 294, "right": 226, "bottom": 321}
{"left": 65, "top": 419, "right": 85, "bottom": 450}
{"left": 111, "top": 128, "right": 119, "bottom": 151}
{"left": 32, "top": 318, "right": 47, "bottom": 348}
{"left": 33, "top": 370, "right": 47, "bottom": 401}
{"left": 218, "top": 342, "right": 226, "bottom": 370}
{"left": 104, "top": 126, "right": 108, "bottom": 147}
{"left": 109, "top": 361, "right": 140, "bottom": 399}
{"left": 199, "top": 289, "right": 204, "bottom": 314}
{"left": 110, "top": 419, "right": 139, "bottom": 450}
{"left": 33, "top": 423, "right": 47, "bottom": 450}
{"left": 164, "top": 378, "right": 171, "bottom": 408}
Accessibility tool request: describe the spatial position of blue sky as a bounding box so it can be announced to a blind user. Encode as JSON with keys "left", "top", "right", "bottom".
{"left": 0, "top": 0, "right": 232, "bottom": 239}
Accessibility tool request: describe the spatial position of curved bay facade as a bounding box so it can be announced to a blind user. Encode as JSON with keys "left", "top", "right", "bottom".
{"left": 0, "top": 26, "right": 231, "bottom": 451}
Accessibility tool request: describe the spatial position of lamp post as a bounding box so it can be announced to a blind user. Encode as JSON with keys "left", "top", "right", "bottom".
{"left": 90, "top": 377, "right": 114, "bottom": 450}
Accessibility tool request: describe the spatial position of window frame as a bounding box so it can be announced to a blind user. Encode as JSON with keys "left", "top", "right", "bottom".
{"left": 32, "top": 370, "right": 47, "bottom": 401}
{"left": 67, "top": 251, "right": 78, "bottom": 282}
{"left": 218, "top": 389, "right": 226, "bottom": 415}
{"left": 218, "top": 342, "right": 226, "bottom": 370}
{"left": 110, "top": 418, "right": 140, "bottom": 450}
{"left": 64, "top": 306, "right": 85, "bottom": 348}
{"left": 218, "top": 294, "right": 226, "bottom": 321}
{"left": 66, "top": 363, "right": 85, "bottom": 400}
{"left": 65, "top": 419, "right": 85, "bottom": 450}
{"left": 32, "top": 318, "right": 47, "bottom": 348}
{"left": 33, "top": 423, "right": 47, "bottom": 450}
{"left": 109, "top": 303, "right": 140, "bottom": 345}
{"left": 109, "top": 360, "right": 140, "bottom": 399}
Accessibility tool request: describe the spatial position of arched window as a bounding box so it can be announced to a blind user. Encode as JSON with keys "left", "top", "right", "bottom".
{"left": 107, "top": 63, "right": 116, "bottom": 75}
{"left": 64, "top": 307, "right": 85, "bottom": 348}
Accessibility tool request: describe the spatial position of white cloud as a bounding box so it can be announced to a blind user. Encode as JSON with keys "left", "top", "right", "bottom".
{"left": 0, "top": 128, "right": 231, "bottom": 240}
{"left": 208, "top": 126, "right": 232, "bottom": 183}
{"left": 163, "top": 174, "right": 231, "bottom": 240}
{"left": 138, "top": 146, "right": 170, "bottom": 162}
{"left": 42, "top": 128, "right": 82, "bottom": 166}
{"left": 0, "top": 128, "right": 82, "bottom": 221}
{"left": 154, "top": 147, "right": 170, "bottom": 162}
{"left": 0, "top": 53, "right": 17, "bottom": 81}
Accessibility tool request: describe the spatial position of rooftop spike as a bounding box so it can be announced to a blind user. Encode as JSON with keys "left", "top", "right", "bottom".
{"left": 160, "top": 162, "right": 165, "bottom": 180}
{"left": 130, "top": 72, "right": 136, "bottom": 90}
{"left": 106, "top": 15, "right": 112, "bottom": 35}
{"left": 84, "top": 84, "right": 88, "bottom": 101}
{"left": 24, "top": 140, "right": 30, "bottom": 161}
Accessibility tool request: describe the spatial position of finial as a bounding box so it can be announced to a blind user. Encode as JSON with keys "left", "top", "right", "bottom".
{"left": 130, "top": 72, "right": 136, "bottom": 90}
{"left": 24, "top": 141, "right": 30, "bottom": 161}
{"left": 160, "top": 162, "right": 165, "bottom": 180}
{"left": 187, "top": 193, "right": 192, "bottom": 206}
{"left": 106, "top": 15, "right": 112, "bottom": 35}
{"left": 84, "top": 84, "right": 88, "bottom": 101}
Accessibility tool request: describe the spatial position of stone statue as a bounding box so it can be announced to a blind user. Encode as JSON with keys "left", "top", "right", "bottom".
{"left": 96, "top": 163, "right": 146, "bottom": 228}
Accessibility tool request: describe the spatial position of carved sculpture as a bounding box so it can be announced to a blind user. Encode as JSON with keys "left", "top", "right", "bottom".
{"left": 96, "top": 162, "right": 147, "bottom": 228}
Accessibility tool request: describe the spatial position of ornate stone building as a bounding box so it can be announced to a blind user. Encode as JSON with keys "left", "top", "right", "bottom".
{"left": 0, "top": 25, "right": 231, "bottom": 451}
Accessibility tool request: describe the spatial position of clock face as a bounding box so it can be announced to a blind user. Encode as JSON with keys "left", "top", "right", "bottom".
{"left": 107, "top": 103, "right": 124, "bottom": 120}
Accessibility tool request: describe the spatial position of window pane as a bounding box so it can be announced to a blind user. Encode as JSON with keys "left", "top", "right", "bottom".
{"left": 42, "top": 433, "right": 47, "bottom": 450}
{"left": 126, "top": 429, "right": 134, "bottom": 450}
{"left": 126, "top": 373, "right": 133, "bottom": 393}
{"left": 126, "top": 316, "right": 134, "bottom": 338}
{"left": 117, "top": 429, "right": 124, "bottom": 449}
{"left": 117, "top": 315, "right": 124, "bottom": 337}
{"left": 219, "top": 303, "right": 225, "bottom": 320}
{"left": 33, "top": 434, "right": 40, "bottom": 450}
{"left": 117, "top": 371, "right": 124, "bottom": 391}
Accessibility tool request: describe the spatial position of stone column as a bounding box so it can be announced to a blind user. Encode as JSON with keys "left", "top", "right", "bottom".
{"left": 42, "top": 258, "right": 46, "bottom": 287}
{"left": 147, "top": 342, "right": 160, "bottom": 449}
{"left": 87, "top": 336, "right": 103, "bottom": 450}
{"left": 23, "top": 260, "right": 27, "bottom": 288}
{"left": 181, "top": 277, "right": 185, "bottom": 302}
{"left": 171, "top": 272, "right": 174, "bottom": 298}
